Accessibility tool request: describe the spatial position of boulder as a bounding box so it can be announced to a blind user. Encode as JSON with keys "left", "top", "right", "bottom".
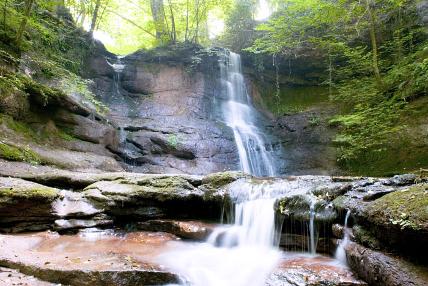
{"left": 136, "top": 219, "right": 216, "bottom": 240}
{"left": 0, "top": 177, "right": 60, "bottom": 231}
{"left": 82, "top": 175, "right": 228, "bottom": 220}
{"left": 346, "top": 242, "right": 428, "bottom": 286}
{"left": 267, "top": 255, "right": 367, "bottom": 286}
{"left": 0, "top": 231, "right": 179, "bottom": 285}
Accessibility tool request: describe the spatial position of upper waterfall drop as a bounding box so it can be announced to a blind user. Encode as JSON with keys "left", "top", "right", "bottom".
{"left": 220, "top": 51, "right": 276, "bottom": 177}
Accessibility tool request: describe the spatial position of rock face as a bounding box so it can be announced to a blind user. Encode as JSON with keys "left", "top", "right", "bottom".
{"left": 88, "top": 46, "right": 240, "bottom": 175}
{"left": 346, "top": 242, "right": 428, "bottom": 286}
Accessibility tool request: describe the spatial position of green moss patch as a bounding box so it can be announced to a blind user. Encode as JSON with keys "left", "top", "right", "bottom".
{"left": 0, "top": 186, "right": 58, "bottom": 205}
{"left": 201, "top": 172, "right": 245, "bottom": 188}
{"left": 366, "top": 184, "right": 428, "bottom": 231}
{"left": 0, "top": 142, "right": 41, "bottom": 164}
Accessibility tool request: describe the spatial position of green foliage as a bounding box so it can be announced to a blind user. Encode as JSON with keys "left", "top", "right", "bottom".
{"left": 308, "top": 115, "right": 320, "bottom": 126}
{"left": 64, "top": 0, "right": 232, "bottom": 54}
{"left": 330, "top": 42, "right": 428, "bottom": 165}
{"left": 248, "top": 0, "right": 427, "bottom": 173}
{"left": 219, "top": 0, "right": 257, "bottom": 51}
{"left": 58, "top": 72, "right": 109, "bottom": 114}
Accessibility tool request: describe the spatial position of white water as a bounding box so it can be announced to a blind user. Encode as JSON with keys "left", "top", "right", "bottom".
{"left": 335, "top": 209, "right": 351, "bottom": 265}
{"left": 157, "top": 182, "right": 284, "bottom": 286}
{"left": 220, "top": 52, "right": 276, "bottom": 177}
{"left": 309, "top": 200, "right": 316, "bottom": 254}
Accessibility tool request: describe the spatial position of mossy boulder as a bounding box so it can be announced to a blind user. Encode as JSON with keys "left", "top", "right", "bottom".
{"left": 0, "top": 177, "right": 60, "bottom": 231}
{"left": 365, "top": 184, "right": 428, "bottom": 232}
{"left": 0, "top": 177, "right": 58, "bottom": 204}
{"left": 277, "top": 195, "right": 337, "bottom": 223}
{"left": 82, "top": 174, "right": 226, "bottom": 220}
{"left": 201, "top": 171, "right": 246, "bottom": 189}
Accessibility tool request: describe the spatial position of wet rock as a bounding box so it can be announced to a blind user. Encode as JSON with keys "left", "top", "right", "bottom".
{"left": 267, "top": 255, "right": 367, "bottom": 286}
{"left": 136, "top": 219, "right": 216, "bottom": 240}
{"left": 0, "top": 177, "right": 60, "bottom": 231}
{"left": 279, "top": 234, "right": 333, "bottom": 253}
{"left": 332, "top": 223, "right": 345, "bottom": 239}
{"left": 54, "top": 111, "right": 119, "bottom": 151}
{"left": 82, "top": 174, "right": 227, "bottom": 220}
{"left": 0, "top": 231, "right": 179, "bottom": 286}
{"left": 52, "top": 190, "right": 101, "bottom": 218}
{"left": 333, "top": 182, "right": 428, "bottom": 258}
{"left": 54, "top": 214, "right": 113, "bottom": 231}
{"left": 385, "top": 174, "right": 417, "bottom": 186}
{"left": 201, "top": 171, "right": 246, "bottom": 189}
{"left": 362, "top": 188, "right": 395, "bottom": 201}
{"left": 89, "top": 45, "right": 242, "bottom": 175}
{"left": 0, "top": 267, "right": 56, "bottom": 286}
{"left": 312, "top": 183, "right": 352, "bottom": 200}
{"left": 278, "top": 195, "right": 337, "bottom": 223}
{"left": 346, "top": 242, "right": 428, "bottom": 286}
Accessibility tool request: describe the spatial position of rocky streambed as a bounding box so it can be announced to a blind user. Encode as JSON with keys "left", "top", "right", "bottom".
{"left": 0, "top": 160, "right": 427, "bottom": 285}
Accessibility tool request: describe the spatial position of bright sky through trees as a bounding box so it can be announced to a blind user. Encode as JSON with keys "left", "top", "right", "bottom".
{"left": 67, "top": 0, "right": 272, "bottom": 55}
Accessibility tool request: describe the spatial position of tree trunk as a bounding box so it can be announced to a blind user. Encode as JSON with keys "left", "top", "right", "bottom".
{"left": 150, "top": 0, "right": 167, "bottom": 40}
{"left": 185, "top": 0, "right": 189, "bottom": 42}
{"left": 15, "top": 0, "right": 34, "bottom": 46}
{"left": 90, "top": 0, "right": 101, "bottom": 34}
{"left": 167, "top": 0, "right": 176, "bottom": 43}
{"left": 3, "top": 0, "right": 7, "bottom": 31}
{"left": 366, "top": 0, "right": 382, "bottom": 85}
{"left": 194, "top": 0, "right": 200, "bottom": 43}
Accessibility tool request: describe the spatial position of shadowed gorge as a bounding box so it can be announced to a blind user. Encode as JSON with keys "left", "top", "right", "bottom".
{"left": 0, "top": 0, "right": 427, "bottom": 286}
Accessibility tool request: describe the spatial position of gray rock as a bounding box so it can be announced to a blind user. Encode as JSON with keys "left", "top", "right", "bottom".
{"left": 346, "top": 242, "right": 428, "bottom": 286}
{"left": 136, "top": 219, "right": 216, "bottom": 240}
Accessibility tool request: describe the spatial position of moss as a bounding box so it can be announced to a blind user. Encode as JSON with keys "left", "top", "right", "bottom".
{"left": 0, "top": 142, "right": 42, "bottom": 164}
{"left": 136, "top": 176, "right": 194, "bottom": 190}
{"left": 332, "top": 195, "right": 346, "bottom": 210}
{"left": 366, "top": 184, "right": 428, "bottom": 231}
{"left": 352, "top": 225, "right": 382, "bottom": 250}
{"left": 202, "top": 172, "right": 245, "bottom": 188}
{"left": 0, "top": 186, "right": 58, "bottom": 204}
{"left": 253, "top": 82, "right": 331, "bottom": 116}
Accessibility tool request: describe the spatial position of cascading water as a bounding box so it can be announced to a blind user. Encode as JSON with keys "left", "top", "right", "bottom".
{"left": 335, "top": 209, "right": 351, "bottom": 265}
{"left": 309, "top": 201, "right": 317, "bottom": 254}
{"left": 219, "top": 51, "right": 276, "bottom": 177}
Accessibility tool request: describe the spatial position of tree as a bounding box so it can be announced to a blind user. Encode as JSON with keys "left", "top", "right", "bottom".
{"left": 150, "top": 0, "right": 167, "bottom": 41}
{"left": 89, "top": 0, "right": 101, "bottom": 33}
{"left": 15, "top": 0, "right": 35, "bottom": 46}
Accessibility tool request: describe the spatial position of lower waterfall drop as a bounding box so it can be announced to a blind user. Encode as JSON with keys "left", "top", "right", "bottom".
{"left": 335, "top": 209, "right": 352, "bottom": 265}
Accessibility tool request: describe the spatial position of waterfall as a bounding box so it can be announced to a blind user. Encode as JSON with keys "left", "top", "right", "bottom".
{"left": 335, "top": 209, "right": 351, "bottom": 265}
{"left": 220, "top": 51, "right": 276, "bottom": 177}
{"left": 309, "top": 200, "right": 316, "bottom": 254}
{"left": 157, "top": 52, "right": 289, "bottom": 286}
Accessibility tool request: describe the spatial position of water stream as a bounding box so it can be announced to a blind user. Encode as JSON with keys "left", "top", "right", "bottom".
{"left": 335, "top": 209, "right": 351, "bottom": 265}
{"left": 220, "top": 51, "right": 276, "bottom": 178}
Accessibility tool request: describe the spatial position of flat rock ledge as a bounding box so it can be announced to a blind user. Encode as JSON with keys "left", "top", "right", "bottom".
{"left": 0, "top": 231, "right": 179, "bottom": 286}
